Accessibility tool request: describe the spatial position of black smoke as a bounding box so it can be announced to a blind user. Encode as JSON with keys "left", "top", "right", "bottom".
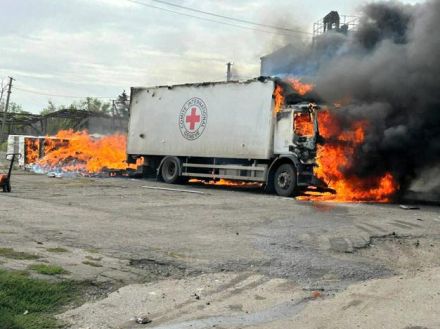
{"left": 309, "top": 1, "right": 440, "bottom": 198}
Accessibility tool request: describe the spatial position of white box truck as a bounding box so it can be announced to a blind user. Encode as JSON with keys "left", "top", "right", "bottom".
{"left": 127, "top": 77, "right": 329, "bottom": 196}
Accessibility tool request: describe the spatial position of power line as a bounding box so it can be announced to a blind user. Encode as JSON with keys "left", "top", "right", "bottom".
{"left": 147, "top": 0, "right": 312, "bottom": 35}
{"left": 14, "top": 86, "right": 113, "bottom": 99}
{"left": 127, "top": 0, "right": 310, "bottom": 37}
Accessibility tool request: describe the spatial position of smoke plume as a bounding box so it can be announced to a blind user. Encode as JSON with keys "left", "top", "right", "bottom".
{"left": 308, "top": 1, "right": 440, "bottom": 198}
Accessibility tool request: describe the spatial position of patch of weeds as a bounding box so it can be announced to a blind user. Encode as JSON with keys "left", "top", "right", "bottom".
{"left": 82, "top": 261, "right": 103, "bottom": 268}
{"left": 28, "top": 264, "right": 69, "bottom": 276}
{"left": 0, "top": 141, "right": 7, "bottom": 152}
{"left": 85, "top": 255, "right": 102, "bottom": 261}
{"left": 0, "top": 269, "right": 79, "bottom": 329}
{"left": 0, "top": 248, "right": 40, "bottom": 260}
{"left": 85, "top": 248, "right": 100, "bottom": 254}
{"left": 165, "top": 251, "right": 187, "bottom": 259}
{"left": 46, "top": 247, "right": 68, "bottom": 253}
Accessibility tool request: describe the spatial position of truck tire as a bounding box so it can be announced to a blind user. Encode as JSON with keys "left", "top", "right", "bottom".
{"left": 161, "top": 157, "right": 181, "bottom": 184}
{"left": 273, "top": 163, "right": 297, "bottom": 197}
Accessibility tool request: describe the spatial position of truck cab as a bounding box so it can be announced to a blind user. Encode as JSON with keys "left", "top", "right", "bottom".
{"left": 271, "top": 102, "right": 326, "bottom": 196}
{"left": 274, "top": 103, "right": 319, "bottom": 164}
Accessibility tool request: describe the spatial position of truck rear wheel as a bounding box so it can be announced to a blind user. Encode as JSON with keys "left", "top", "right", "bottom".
{"left": 273, "top": 163, "right": 297, "bottom": 197}
{"left": 161, "top": 157, "right": 181, "bottom": 184}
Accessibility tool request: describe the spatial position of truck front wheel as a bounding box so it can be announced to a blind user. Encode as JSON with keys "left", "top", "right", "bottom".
{"left": 161, "top": 157, "right": 181, "bottom": 184}
{"left": 273, "top": 163, "right": 297, "bottom": 197}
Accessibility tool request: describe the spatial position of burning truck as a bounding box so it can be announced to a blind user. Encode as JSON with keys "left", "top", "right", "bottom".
{"left": 9, "top": 76, "right": 397, "bottom": 202}
{"left": 126, "top": 77, "right": 331, "bottom": 197}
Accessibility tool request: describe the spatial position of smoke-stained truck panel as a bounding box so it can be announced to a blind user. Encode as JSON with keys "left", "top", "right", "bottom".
{"left": 127, "top": 78, "right": 328, "bottom": 197}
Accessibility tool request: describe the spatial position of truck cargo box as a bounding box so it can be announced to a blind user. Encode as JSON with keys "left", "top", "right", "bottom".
{"left": 127, "top": 79, "right": 276, "bottom": 160}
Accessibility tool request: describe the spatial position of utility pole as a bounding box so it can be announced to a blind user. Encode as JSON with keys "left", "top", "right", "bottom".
{"left": 111, "top": 100, "right": 116, "bottom": 131}
{"left": 1, "top": 76, "right": 14, "bottom": 141}
{"left": 226, "top": 62, "right": 233, "bottom": 82}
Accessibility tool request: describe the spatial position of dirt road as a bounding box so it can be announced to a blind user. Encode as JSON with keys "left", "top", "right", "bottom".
{"left": 0, "top": 172, "right": 439, "bottom": 328}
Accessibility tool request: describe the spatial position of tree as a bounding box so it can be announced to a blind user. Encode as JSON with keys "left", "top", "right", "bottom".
{"left": 8, "top": 102, "right": 26, "bottom": 113}
{"left": 0, "top": 79, "right": 9, "bottom": 113}
{"left": 40, "top": 101, "right": 58, "bottom": 115}
{"left": 81, "top": 97, "right": 111, "bottom": 113}
{"left": 40, "top": 98, "right": 112, "bottom": 114}
{"left": 113, "top": 90, "right": 129, "bottom": 118}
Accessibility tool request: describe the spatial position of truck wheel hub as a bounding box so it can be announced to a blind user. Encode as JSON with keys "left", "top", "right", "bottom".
{"left": 278, "top": 172, "right": 291, "bottom": 189}
{"left": 166, "top": 163, "right": 176, "bottom": 176}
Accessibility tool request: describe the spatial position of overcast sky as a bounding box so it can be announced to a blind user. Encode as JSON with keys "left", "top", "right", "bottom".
{"left": 0, "top": 0, "right": 424, "bottom": 113}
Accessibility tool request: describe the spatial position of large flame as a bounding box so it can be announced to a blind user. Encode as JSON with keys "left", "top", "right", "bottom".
{"left": 288, "top": 79, "right": 314, "bottom": 96}
{"left": 273, "top": 79, "right": 314, "bottom": 114}
{"left": 30, "top": 130, "right": 136, "bottom": 174}
{"left": 25, "top": 138, "right": 40, "bottom": 164}
{"left": 272, "top": 79, "right": 397, "bottom": 202}
{"left": 300, "top": 110, "right": 398, "bottom": 202}
{"left": 273, "top": 85, "right": 285, "bottom": 114}
{"left": 294, "top": 112, "right": 314, "bottom": 137}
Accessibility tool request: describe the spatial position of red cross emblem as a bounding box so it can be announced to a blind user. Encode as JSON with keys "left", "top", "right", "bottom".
{"left": 179, "top": 98, "right": 208, "bottom": 141}
{"left": 186, "top": 107, "right": 201, "bottom": 131}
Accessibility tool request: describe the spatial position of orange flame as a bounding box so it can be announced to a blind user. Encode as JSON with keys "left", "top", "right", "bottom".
{"left": 25, "top": 138, "right": 40, "bottom": 164}
{"left": 32, "top": 130, "right": 137, "bottom": 174}
{"left": 300, "top": 110, "right": 398, "bottom": 202}
{"left": 189, "top": 178, "right": 262, "bottom": 188}
{"left": 288, "top": 79, "right": 314, "bottom": 96}
{"left": 294, "top": 112, "right": 314, "bottom": 137}
{"left": 273, "top": 85, "right": 285, "bottom": 114}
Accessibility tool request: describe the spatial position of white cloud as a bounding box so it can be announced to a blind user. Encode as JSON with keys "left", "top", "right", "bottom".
{"left": 0, "top": 0, "right": 427, "bottom": 113}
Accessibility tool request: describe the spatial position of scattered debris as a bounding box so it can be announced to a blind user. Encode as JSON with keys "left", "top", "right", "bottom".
{"left": 47, "top": 172, "right": 63, "bottom": 178}
{"left": 194, "top": 293, "right": 201, "bottom": 300}
{"left": 129, "top": 258, "right": 198, "bottom": 280}
{"left": 135, "top": 315, "right": 152, "bottom": 324}
{"left": 311, "top": 291, "right": 322, "bottom": 299}
{"left": 400, "top": 205, "right": 420, "bottom": 210}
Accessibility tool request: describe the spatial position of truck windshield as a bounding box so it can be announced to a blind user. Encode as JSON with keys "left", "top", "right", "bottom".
{"left": 294, "top": 112, "right": 314, "bottom": 137}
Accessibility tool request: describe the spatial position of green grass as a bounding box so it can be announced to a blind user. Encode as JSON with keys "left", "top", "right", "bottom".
{"left": 0, "top": 269, "right": 78, "bottom": 329}
{"left": 0, "top": 141, "right": 7, "bottom": 152}
{"left": 45, "top": 248, "right": 69, "bottom": 253}
{"left": 28, "top": 264, "right": 69, "bottom": 276}
{"left": 85, "top": 248, "right": 100, "bottom": 254}
{"left": 82, "top": 260, "right": 102, "bottom": 267}
{"left": 0, "top": 248, "right": 40, "bottom": 260}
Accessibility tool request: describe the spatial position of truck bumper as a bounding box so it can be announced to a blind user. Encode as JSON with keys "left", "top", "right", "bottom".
{"left": 297, "top": 164, "right": 336, "bottom": 194}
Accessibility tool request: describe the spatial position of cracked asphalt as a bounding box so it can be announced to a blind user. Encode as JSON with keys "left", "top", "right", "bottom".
{"left": 1, "top": 171, "right": 440, "bottom": 328}
{"left": 1, "top": 172, "right": 440, "bottom": 281}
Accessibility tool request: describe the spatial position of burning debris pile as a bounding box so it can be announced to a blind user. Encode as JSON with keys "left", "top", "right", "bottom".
{"left": 275, "top": 0, "right": 440, "bottom": 202}
{"left": 25, "top": 130, "right": 136, "bottom": 176}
